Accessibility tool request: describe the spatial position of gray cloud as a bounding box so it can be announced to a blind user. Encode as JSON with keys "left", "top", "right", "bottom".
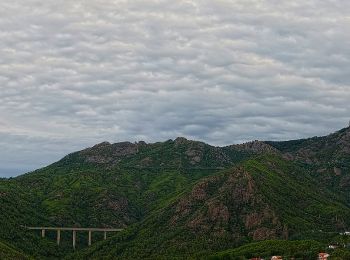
{"left": 1, "top": 0, "right": 350, "bottom": 176}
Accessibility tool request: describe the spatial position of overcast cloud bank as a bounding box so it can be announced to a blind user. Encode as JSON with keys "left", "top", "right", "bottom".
{"left": 1, "top": 0, "right": 350, "bottom": 176}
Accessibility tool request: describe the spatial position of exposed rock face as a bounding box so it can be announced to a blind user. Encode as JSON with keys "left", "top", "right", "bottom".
{"left": 266, "top": 127, "right": 350, "bottom": 199}
{"left": 334, "top": 167, "right": 342, "bottom": 176}
{"left": 105, "top": 197, "right": 129, "bottom": 212}
{"left": 185, "top": 142, "right": 205, "bottom": 165}
{"left": 140, "top": 157, "right": 153, "bottom": 167}
{"left": 340, "top": 176, "right": 350, "bottom": 188}
{"left": 137, "top": 141, "right": 147, "bottom": 147}
{"left": 79, "top": 141, "right": 139, "bottom": 164}
{"left": 171, "top": 167, "right": 282, "bottom": 240}
{"left": 337, "top": 127, "right": 350, "bottom": 154}
{"left": 62, "top": 136, "right": 283, "bottom": 170}
{"left": 286, "top": 127, "right": 350, "bottom": 164}
{"left": 251, "top": 227, "right": 277, "bottom": 240}
{"left": 233, "top": 140, "right": 280, "bottom": 155}
{"left": 174, "top": 137, "right": 188, "bottom": 146}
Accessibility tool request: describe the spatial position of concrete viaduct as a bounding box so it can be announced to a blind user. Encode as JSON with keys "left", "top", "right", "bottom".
{"left": 26, "top": 227, "right": 123, "bottom": 249}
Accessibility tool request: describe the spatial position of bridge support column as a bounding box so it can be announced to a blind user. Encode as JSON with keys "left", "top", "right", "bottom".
{"left": 41, "top": 229, "right": 45, "bottom": 238}
{"left": 88, "top": 230, "right": 92, "bottom": 246}
{"left": 57, "top": 230, "right": 61, "bottom": 246}
{"left": 72, "top": 230, "right": 76, "bottom": 249}
{"left": 104, "top": 231, "right": 107, "bottom": 240}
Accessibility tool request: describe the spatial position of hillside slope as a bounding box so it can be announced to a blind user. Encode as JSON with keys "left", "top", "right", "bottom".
{"left": 68, "top": 156, "right": 350, "bottom": 259}
{"left": 0, "top": 178, "right": 72, "bottom": 259}
{"left": 0, "top": 128, "right": 350, "bottom": 259}
{"left": 267, "top": 126, "right": 350, "bottom": 202}
{"left": 0, "top": 138, "right": 255, "bottom": 258}
{"left": 208, "top": 240, "right": 325, "bottom": 259}
{"left": 0, "top": 241, "right": 32, "bottom": 260}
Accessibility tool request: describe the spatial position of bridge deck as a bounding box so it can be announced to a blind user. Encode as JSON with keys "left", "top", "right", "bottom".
{"left": 26, "top": 226, "right": 123, "bottom": 248}
{"left": 26, "top": 227, "right": 123, "bottom": 232}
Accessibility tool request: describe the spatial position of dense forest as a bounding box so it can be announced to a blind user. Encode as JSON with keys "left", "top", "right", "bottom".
{"left": 1, "top": 127, "right": 350, "bottom": 259}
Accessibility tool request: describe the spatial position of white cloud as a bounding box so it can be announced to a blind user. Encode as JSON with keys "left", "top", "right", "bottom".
{"left": 0, "top": 0, "right": 350, "bottom": 175}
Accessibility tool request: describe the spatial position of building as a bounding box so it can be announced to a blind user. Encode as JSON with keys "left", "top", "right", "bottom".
{"left": 318, "top": 253, "right": 330, "bottom": 260}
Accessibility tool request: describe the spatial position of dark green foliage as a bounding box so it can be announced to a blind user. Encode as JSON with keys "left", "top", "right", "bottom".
{"left": 208, "top": 240, "right": 325, "bottom": 259}
{"left": 66, "top": 156, "right": 350, "bottom": 259}
{"left": 267, "top": 126, "right": 350, "bottom": 203}
{"left": 0, "top": 129, "right": 350, "bottom": 258}
{"left": 244, "top": 156, "right": 350, "bottom": 234}
{"left": 0, "top": 241, "right": 32, "bottom": 260}
{"left": 332, "top": 248, "right": 350, "bottom": 259}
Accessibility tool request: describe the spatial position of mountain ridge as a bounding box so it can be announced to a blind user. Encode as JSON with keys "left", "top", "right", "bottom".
{"left": 1, "top": 126, "right": 350, "bottom": 259}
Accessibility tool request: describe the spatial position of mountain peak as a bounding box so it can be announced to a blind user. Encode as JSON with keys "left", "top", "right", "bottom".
{"left": 79, "top": 141, "right": 138, "bottom": 164}
{"left": 92, "top": 141, "right": 111, "bottom": 148}
{"left": 174, "top": 137, "right": 188, "bottom": 145}
{"left": 232, "top": 140, "right": 280, "bottom": 155}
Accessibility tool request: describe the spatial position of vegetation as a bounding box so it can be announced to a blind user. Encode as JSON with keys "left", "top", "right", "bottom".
{"left": 0, "top": 241, "right": 31, "bottom": 260}
{"left": 67, "top": 156, "right": 350, "bottom": 259}
{"left": 209, "top": 240, "right": 325, "bottom": 259}
{"left": 0, "top": 128, "right": 350, "bottom": 258}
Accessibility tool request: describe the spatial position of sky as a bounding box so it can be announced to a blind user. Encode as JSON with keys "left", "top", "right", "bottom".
{"left": 1, "top": 0, "right": 350, "bottom": 177}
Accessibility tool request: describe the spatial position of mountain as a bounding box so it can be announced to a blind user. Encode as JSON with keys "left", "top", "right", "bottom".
{"left": 0, "top": 137, "right": 254, "bottom": 258}
{"left": 68, "top": 155, "right": 350, "bottom": 259}
{"left": 267, "top": 126, "right": 350, "bottom": 202}
{"left": 267, "top": 127, "right": 350, "bottom": 164}
{"left": 0, "top": 127, "right": 350, "bottom": 259}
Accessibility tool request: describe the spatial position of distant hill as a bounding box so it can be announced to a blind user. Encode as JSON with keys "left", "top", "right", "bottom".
{"left": 267, "top": 126, "right": 350, "bottom": 202}
{"left": 0, "top": 127, "right": 349, "bottom": 259}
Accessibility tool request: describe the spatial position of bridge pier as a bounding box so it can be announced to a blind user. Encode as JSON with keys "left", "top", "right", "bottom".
{"left": 26, "top": 226, "right": 122, "bottom": 248}
{"left": 57, "top": 230, "right": 61, "bottom": 245}
{"left": 72, "top": 230, "right": 76, "bottom": 249}
{"left": 88, "top": 230, "right": 92, "bottom": 246}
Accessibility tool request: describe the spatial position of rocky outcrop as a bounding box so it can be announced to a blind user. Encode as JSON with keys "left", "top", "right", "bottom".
{"left": 79, "top": 141, "right": 139, "bottom": 164}
{"left": 233, "top": 140, "right": 280, "bottom": 155}
{"left": 185, "top": 142, "right": 205, "bottom": 165}
{"left": 174, "top": 137, "right": 189, "bottom": 146}
{"left": 170, "top": 166, "right": 282, "bottom": 240}
{"left": 334, "top": 167, "right": 342, "bottom": 176}
{"left": 272, "top": 127, "right": 350, "bottom": 165}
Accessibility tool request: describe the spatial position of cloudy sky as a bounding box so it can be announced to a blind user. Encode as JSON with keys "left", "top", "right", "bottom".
{"left": 1, "top": 0, "right": 350, "bottom": 177}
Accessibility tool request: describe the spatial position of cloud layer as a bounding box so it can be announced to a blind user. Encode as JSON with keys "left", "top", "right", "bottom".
{"left": 1, "top": 0, "right": 350, "bottom": 176}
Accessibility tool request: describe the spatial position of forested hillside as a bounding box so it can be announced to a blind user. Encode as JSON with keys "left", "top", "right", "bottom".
{"left": 1, "top": 128, "right": 350, "bottom": 259}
